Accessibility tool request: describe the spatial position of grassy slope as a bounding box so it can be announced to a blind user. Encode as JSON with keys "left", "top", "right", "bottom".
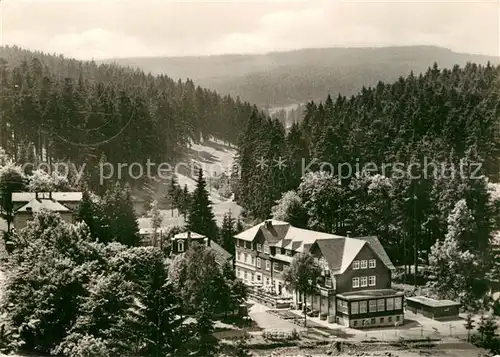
{"left": 100, "top": 46, "right": 500, "bottom": 108}
{"left": 137, "top": 138, "right": 242, "bottom": 230}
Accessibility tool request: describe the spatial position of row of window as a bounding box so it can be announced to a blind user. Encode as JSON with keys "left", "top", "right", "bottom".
{"left": 236, "top": 253, "right": 272, "bottom": 270}
{"left": 236, "top": 268, "right": 272, "bottom": 286}
{"left": 352, "top": 276, "right": 376, "bottom": 288}
{"left": 352, "top": 315, "right": 400, "bottom": 327}
{"left": 236, "top": 240, "right": 271, "bottom": 254}
{"left": 337, "top": 297, "right": 402, "bottom": 314}
{"left": 353, "top": 259, "right": 376, "bottom": 270}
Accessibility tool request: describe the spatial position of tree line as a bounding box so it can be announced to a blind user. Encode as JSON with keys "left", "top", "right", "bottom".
{"left": 0, "top": 45, "right": 259, "bottom": 191}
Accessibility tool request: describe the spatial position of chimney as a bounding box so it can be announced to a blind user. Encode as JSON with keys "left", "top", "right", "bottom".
{"left": 35, "top": 192, "right": 39, "bottom": 200}
{"left": 49, "top": 192, "right": 52, "bottom": 199}
{"left": 26, "top": 207, "right": 32, "bottom": 214}
{"left": 264, "top": 219, "right": 272, "bottom": 230}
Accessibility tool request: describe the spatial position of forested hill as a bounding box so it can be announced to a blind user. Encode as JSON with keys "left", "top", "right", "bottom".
{"left": 102, "top": 46, "right": 499, "bottom": 108}
{"left": 0, "top": 45, "right": 255, "bottom": 183}
{"left": 236, "top": 62, "right": 500, "bottom": 268}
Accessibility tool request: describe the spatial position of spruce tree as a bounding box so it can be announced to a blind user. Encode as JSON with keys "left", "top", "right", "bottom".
{"left": 187, "top": 169, "right": 217, "bottom": 241}
{"left": 219, "top": 211, "right": 236, "bottom": 255}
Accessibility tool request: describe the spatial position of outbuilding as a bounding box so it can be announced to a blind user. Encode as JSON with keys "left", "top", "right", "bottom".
{"left": 406, "top": 296, "right": 460, "bottom": 320}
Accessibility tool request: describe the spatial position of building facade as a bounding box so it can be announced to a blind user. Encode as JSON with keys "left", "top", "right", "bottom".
{"left": 12, "top": 191, "right": 82, "bottom": 230}
{"left": 234, "top": 220, "right": 403, "bottom": 328}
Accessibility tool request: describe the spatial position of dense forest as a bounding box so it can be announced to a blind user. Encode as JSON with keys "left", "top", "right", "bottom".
{"left": 0, "top": 45, "right": 256, "bottom": 189}
{"left": 236, "top": 62, "right": 500, "bottom": 307}
{"left": 105, "top": 46, "right": 499, "bottom": 107}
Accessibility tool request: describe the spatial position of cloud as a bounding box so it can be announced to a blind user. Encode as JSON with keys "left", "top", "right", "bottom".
{"left": 0, "top": 0, "right": 498, "bottom": 59}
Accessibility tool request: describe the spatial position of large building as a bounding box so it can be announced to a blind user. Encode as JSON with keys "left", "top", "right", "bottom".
{"left": 11, "top": 191, "right": 82, "bottom": 229}
{"left": 234, "top": 220, "right": 403, "bottom": 328}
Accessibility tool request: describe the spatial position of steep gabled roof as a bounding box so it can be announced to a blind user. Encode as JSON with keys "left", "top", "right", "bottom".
{"left": 12, "top": 192, "right": 82, "bottom": 202}
{"left": 234, "top": 220, "right": 289, "bottom": 242}
{"left": 16, "top": 199, "right": 70, "bottom": 213}
{"left": 314, "top": 238, "right": 345, "bottom": 272}
{"left": 355, "top": 236, "right": 395, "bottom": 270}
{"left": 209, "top": 240, "right": 233, "bottom": 266}
{"left": 313, "top": 236, "right": 394, "bottom": 274}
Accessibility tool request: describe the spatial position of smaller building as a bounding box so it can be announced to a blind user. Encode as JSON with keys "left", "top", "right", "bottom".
{"left": 171, "top": 231, "right": 233, "bottom": 267}
{"left": 406, "top": 296, "right": 460, "bottom": 320}
{"left": 12, "top": 192, "right": 82, "bottom": 229}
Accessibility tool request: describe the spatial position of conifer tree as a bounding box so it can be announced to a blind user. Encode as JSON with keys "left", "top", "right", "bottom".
{"left": 187, "top": 169, "right": 217, "bottom": 241}
{"left": 219, "top": 211, "right": 236, "bottom": 255}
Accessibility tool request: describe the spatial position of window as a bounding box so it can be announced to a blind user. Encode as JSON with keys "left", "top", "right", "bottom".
{"left": 257, "top": 243, "right": 262, "bottom": 251}
{"left": 238, "top": 252, "right": 242, "bottom": 261}
{"left": 256, "top": 258, "right": 261, "bottom": 268}
{"left": 353, "top": 260, "right": 360, "bottom": 270}
{"left": 337, "top": 299, "right": 348, "bottom": 313}
{"left": 178, "top": 241, "right": 184, "bottom": 252}
{"left": 245, "top": 241, "right": 252, "bottom": 249}
{"left": 352, "top": 277, "right": 360, "bottom": 288}
{"left": 238, "top": 240, "right": 244, "bottom": 247}
{"left": 353, "top": 320, "right": 358, "bottom": 327}
{"left": 396, "top": 315, "right": 400, "bottom": 322}
{"left": 386, "top": 298, "right": 394, "bottom": 310}
{"left": 264, "top": 245, "right": 270, "bottom": 254}
{"left": 359, "top": 301, "right": 367, "bottom": 313}
{"left": 286, "top": 249, "right": 292, "bottom": 256}
{"left": 377, "top": 299, "right": 385, "bottom": 312}
{"left": 237, "top": 269, "right": 241, "bottom": 278}
{"left": 380, "top": 317, "right": 385, "bottom": 323}
{"left": 369, "top": 276, "right": 376, "bottom": 286}
{"left": 394, "top": 297, "right": 402, "bottom": 310}
{"left": 370, "top": 318, "right": 376, "bottom": 325}
{"left": 388, "top": 316, "right": 393, "bottom": 323}
{"left": 251, "top": 256, "right": 255, "bottom": 266}
{"left": 361, "top": 260, "right": 368, "bottom": 269}
{"left": 351, "top": 302, "right": 359, "bottom": 314}
{"left": 244, "top": 271, "right": 247, "bottom": 280}
{"left": 266, "top": 260, "right": 271, "bottom": 270}
{"left": 256, "top": 273, "right": 262, "bottom": 281}
{"left": 369, "top": 259, "right": 376, "bottom": 268}
{"left": 266, "top": 277, "right": 270, "bottom": 285}
{"left": 273, "top": 262, "right": 282, "bottom": 272}
{"left": 369, "top": 300, "right": 377, "bottom": 313}
{"left": 361, "top": 277, "right": 368, "bottom": 287}
{"left": 251, "top": 273, "right": 254, "bottom": 281}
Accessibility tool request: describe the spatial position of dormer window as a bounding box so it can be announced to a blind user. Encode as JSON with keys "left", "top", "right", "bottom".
{"left": 257, "top": 243, "right": 262, "bottom": 252}
{"left": 178, "top": 240, "right": 184, "bottom": 252}
{"left": 264, "top": 245, "right": 270, "bottom": 254}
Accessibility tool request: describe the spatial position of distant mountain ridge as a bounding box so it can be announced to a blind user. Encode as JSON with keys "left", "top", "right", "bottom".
{"left": 99, "top": 46, "right": 499, "bottom": 107}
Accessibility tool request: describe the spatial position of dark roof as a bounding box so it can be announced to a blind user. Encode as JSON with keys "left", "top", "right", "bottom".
{"left": 314, "top": 238, "right": 345, "bottom": 272}
{"left": 209, "top": 241, "right": 232, "bottom": 266}
{"left": 260, "top": 223, "right": 290, "bottom": 244}
{"left": 355, "top": 236, "right": 395, "bottom": 270}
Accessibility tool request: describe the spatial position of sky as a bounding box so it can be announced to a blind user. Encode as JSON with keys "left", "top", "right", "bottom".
{"left": 0, "top": 0, "right": 499, "bottom": 60}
